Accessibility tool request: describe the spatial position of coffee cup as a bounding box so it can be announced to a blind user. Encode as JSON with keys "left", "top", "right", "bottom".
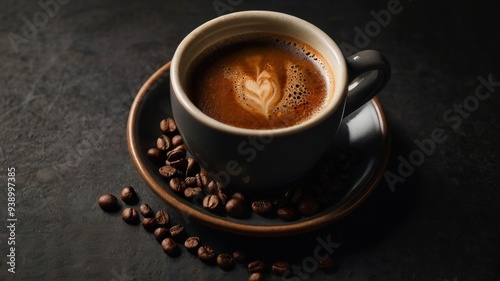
{"left": 170, "top": 10, "right": 390, "bottom": 189}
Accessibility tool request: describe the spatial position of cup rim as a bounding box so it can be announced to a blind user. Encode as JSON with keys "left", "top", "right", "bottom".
{"left": 170, "top": 10, "right": 348, "bottom": 137}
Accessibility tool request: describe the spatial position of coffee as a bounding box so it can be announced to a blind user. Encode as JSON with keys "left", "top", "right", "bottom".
{"left": 186, "top": 32, "right": 334, "bottom": 129}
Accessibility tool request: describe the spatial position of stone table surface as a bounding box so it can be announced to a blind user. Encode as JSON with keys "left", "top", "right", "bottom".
{"left": 1, "top": 0, "right": 499, "bottom": 280}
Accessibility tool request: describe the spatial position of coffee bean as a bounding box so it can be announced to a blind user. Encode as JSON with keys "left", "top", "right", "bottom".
{"left": 121, "top": 185, "right": 138, "bottom": 205}
{"left": 171, "top": 143, "right": 187, "bottom": 153}
{"left": 248, "top": 260, "right": 265, "bottom": 273}
{"left": 159, "top": 165, "right": 178, "bottom": 178}
{"left": 169, "top": 224, "right": 186, "bottom": 241}
{"left": 160, "top": 118, "right": 178, "bottom": 137}
{"left": 167, "top": 158, "right": 188, "bottom": 173}
{"left": 155, "top": 210, "right": 170, "bottom": 227}
{"left": 198, "top": 245, "right": 216, "bottom": 263}
{"left": 184, "top": 176, "right": 198, "bottom": 187}
{"left": 297, "top": 197, "right": 320, "bottom": 216}
{"left": 184, "top": 187, "right": 202, "bottom": 201}
{"left": 186, "top": 157, "right": 200, "bottom": 177}
{"left": 277, "top": 207, "right": 299, "bottom": 221}
{"left": 317, "top": 256, "right": 335, "bottom": 269}
{"left": 203, "top": 194, "right": 220, "bottom": 211}
{"left": 154, "top": 227, "right": 170, "bottom": 243}
{"left": 232, "top": 250, "right": 246, "bottom": 263}
{"left": 225, "top": 197, "right": 246, "bottom": 217}
{"left": 141, "top": 217, "right": 158, "bottom": 232}
{"left": 248, "top": 272, "right": 264, "bottom": 281}
{"left": 139, "top": 204, "right": 154, "bottom": 218}
{"left": 171, "top": 135, "right": 184, "bottom": 147}
{"left": 251, "top": 199, "right": 272, "bottom": 214}
{"left": 184, "top": 236, "right": 201, "bottom": 253}
{"left": 272, "top": 260, "right": 290, "bottom": 276}
{"left": 122, "top": 207, "right": 140, "bottom": 225}
{"left": 169, "top": 177, "right": 187, "bottom": 193}
{"left": 98, "top": 194, "right": 119, "bottom": 212}
{"left": 196, "top": 172, "right": 211, "bottom": 189}
{"left": 217, "top": 187, "right": 230, "bottom": 206}
{"left": 272, "top": 197, "right": 288, "bottom": 209}
{"left": 161, "top": 237, "right": 180, "bottom": 256}
{"left": 166, "top": 148, "right": 186, "bottom": 162}
{"left": 204, "top": 180, "right": 218, "bottom": 195}
{"left": 232, "top": 192, "right": 247, "bottom": 202}
{"left": 147, "top": 147, "right": 164, "bottom": 160}
{"left": 217, "top": 253, "right": 234, "bottom": 270}
{"left": 156, "top": 135, "right": 172, "bottom": 151}
{"left": 285, "top": 186, "right": 303, "bottom": 204}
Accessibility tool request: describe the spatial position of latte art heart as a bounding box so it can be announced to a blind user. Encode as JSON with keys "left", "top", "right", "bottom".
{"left": 187, "top": 32, "right": 332, "bottom": 130}
{"left": 233, "top": 58, "right": 281, "bottom": 118}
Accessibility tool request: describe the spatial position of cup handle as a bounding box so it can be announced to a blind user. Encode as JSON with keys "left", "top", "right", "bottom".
{"left": 343, "top": 50, "right": 391, "bottom": 116}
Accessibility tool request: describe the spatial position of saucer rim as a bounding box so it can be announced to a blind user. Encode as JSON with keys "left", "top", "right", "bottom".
{"left": 127, "top": 61, "right": 391, "bottom": 237}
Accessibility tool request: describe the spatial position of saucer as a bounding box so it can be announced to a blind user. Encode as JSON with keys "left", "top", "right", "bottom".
{"left": 127, "top": 61, "right": 391, "bottom": 237}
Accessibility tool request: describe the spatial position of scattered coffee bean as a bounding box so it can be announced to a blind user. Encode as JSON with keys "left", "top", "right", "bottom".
{"left": 272, "top": 260, "right": 290, "bottom": 276}
{"left": 184, "top": 236, "right": 201, "bottom": 252}
{"left": 161, "top": 237, "right": 180, "bottom": 256}
{"left": 186, "top": 157, "right": 200, "bottom": 177}
{"left": 317, "top": 256, "right": 335, "bottom": 269}
{"left": 169, "top": 224, "right": 186, "bottom": 241}
{"left": 121, "top": 185, "right": 138, "bottom": 205}
{"left": 156, "top": 135, "right": 172, "bottom": 151}
{"left": 297, "top": 197, "right": 320, "bottom": 216}
{"left": 248, "top": 260, "right": 265, "bottom": 273}
{"left": 167, "top": 158, "right": 188, "bottom": 173}
{"left": 184, "top": 187, "right": 202, "bottom": 201}
{"left": 198, "top": 245, "right": 216, "bottom": 263}
{"left": 251, "top": 199, "right": 272, "bottom": 214}
{"left": 155, "top": 210, "right": 170, "bottom": 227}
{"left": 122, "top": 207, "right": 140, "bottom": 225}
{"left": 225, "top": 197, "right": 246, "bottom": 217}
{"left": 139, "top": 203, "right": 154, "bottom": 218}
{"left": 217, "top": 187, "right": 230, "bottom": 205}
{"left": 203, "top": 194, "right": 220, "bottom": 211}
{"left": 154, "top": 227, "right": 170, "bottom": 243}
{"left": 232, "top": 250, "right": 246, "bottom": 263}
{"left": 169, "top": 177, "right": 187, "bottom": 193}
{"left": 277, "top": 207, "right": 299, "bottom": 221}
{"left": 159, "top": 165, "right": 178, "bottom": 178}
{"left": 160, "top": 117, "right": 178, "bottom": 137}
{"left": 204, "top": 180, "right": 218, "bottom": 195}
{"left": 248, "top": 272, "right": 264, "bottom": 281}
{"left": 184, "top": 176, "right": 198, "bottom": 187}
{"left": 232, "top": 192, "right": 247, "bottom": 202}
{"left": 217, "top": 253, "right": 235, "bottom": 270}
{"left": 171, "top": 143, "right": 187, "bottom": 152}
{"left": 141, "top": 217, "right": 158, "bottom": 232}
{"left": 147, "top": 147, "right": 164, "bottom": 160}
{"left": 285, "top": 186, "right": 303, "bottom": 204}
{"left": 196, "top": 172, "right": 211, "bottom": 189}
{"left": 98, "top": 194, "right": 119, "bottom": 212}
{"left": 166, "top": 148, "right": 186, "bottom": 162}
{"left": 272, "top": 197, "right": 288, "bottom": 209}
{"left": 171, "top": 135, "right": 184, "bottom": 147}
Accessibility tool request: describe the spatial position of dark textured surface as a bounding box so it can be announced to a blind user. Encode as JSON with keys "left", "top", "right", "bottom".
{"left": 1, "top": 0, "right": 499, "bottom": 280}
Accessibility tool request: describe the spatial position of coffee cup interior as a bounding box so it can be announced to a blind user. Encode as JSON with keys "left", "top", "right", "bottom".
{"left": 170, "top": 11, "right": 348, "bottom": 136}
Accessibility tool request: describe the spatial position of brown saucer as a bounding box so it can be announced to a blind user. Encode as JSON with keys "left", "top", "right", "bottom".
{"left": 127, "top": 61, "right": 391, "bottom": 237}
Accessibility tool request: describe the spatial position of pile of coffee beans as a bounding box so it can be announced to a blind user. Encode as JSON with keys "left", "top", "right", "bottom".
{"left": 98, "top": 186, "right": 336, "bottom": 280}
{"left": 146, "top": 117, "right": 361, "bottom": 221}
{"left": 98, "top": 116, "right": 355, "bottom": 280}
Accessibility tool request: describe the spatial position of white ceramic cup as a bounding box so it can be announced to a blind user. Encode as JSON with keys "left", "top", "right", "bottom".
{"left": 170, "top": 10, "right": 390, "bottom": 189}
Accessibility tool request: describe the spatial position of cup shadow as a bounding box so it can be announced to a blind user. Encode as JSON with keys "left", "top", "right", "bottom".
{"left": 173, "top": 119, "right": 420, "bottom": 270}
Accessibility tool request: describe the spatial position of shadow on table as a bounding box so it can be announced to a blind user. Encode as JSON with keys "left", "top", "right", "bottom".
{"left": 180, "top": 121, "right": 421, "bottom": 275}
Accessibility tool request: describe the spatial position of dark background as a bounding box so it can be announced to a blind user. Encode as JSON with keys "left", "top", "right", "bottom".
{"left": 1, "top": 0, "right": 499, "bottom": 280}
